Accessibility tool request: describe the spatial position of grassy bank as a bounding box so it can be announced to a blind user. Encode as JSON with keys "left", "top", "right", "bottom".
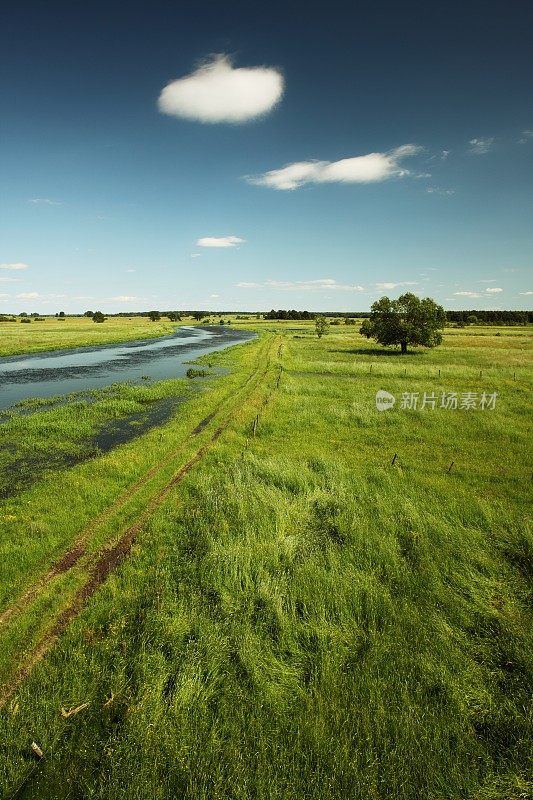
{"left": 0, "top": 324, "right": 531, "bottom": 799}
{"left": 0, "top": 316, "right": 180, "bottom": 357}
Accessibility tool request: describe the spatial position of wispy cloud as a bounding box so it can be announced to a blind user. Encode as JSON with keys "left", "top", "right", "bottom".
{"left": 16, "top": 291, "right": 40, "bottom": 299}
{"left": 454, "top": 291, "right": 482, "bottom": 297}
{"left": 158, "top": 54, "right": 284, "bottom": 124}
{"left": 190, "top": 253, "right": 201, "bottom": 258}
{"left": 468, "top": 137, "right": 495, "bottom": 155}
{"left": 237, "top": 278, "right": 365, "bottom": 292}
{"left": 111, "top": 295, "right": 139, "bottom": 302}
{"left": 518, "top": 130, "right": 533, "bottom": 144}
{"left": 426, "top": 186, "right": 455, "bottom": 196}
{"left": 485, "top": 287, "right": 503, "bottom": 293}
{"left": 0, "top": 262, "right": 29, "bottom": 270}
{"left": 197, "top": 236, "right": 244, "bottom": 248}
{"left": 28, "top": 198, "right": 62, "bottom": 206}
{"left": 246, "top": 144, "right": 423, "bottom": 190}
{"left": 519, "top": 290, "right": 533, "bottom": 295}
{"left": 376, "top": 281, "right": 418, "bottom": 290}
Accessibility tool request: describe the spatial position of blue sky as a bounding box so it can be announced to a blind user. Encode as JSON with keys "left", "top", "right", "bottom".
{"left": 1, "top": 0, "right": 532, "bottom": 313}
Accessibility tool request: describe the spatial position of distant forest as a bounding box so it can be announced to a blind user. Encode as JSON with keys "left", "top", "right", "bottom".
{"left": 262, "top": 309, "right": 532, "bottom": 324}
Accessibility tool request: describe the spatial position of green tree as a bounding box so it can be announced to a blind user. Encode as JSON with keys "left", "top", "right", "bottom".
{"left": 315, "top": 315, "right": 329, "bottom": 339}
{"left": 92, "top": 311, "right": 105, "bottom": 323}
{"left": 360, "top": 293, "right": 445, "bottom": 354}
{"left": 84, "top": 310, "right": 94, "bottom": 317}
{"left": 148, "top": 310, "right": 161, "bottom": 321}
{"left": 193, "top": 311, "right": 206, "bottom": 321}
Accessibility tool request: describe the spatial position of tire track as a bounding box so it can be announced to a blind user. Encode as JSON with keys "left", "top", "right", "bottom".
{"left": 0, "top": 335, "right": 271, "bottom": 627}
{"left": 0, "top": 336, "right": 280, "bottom": 704}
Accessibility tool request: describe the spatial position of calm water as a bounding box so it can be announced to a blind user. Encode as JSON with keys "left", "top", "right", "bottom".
{"left": 0, "top": 325, "right": 255, "bottom": 411}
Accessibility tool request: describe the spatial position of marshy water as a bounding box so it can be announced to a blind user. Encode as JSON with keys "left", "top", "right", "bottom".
{"left": 0, "top": 325, "right": 255, "bottom": 411}
{"left": 0, "top": 326, "right": 255, "bottom": 497}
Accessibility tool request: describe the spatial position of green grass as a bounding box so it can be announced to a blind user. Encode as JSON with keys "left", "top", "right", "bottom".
{"left": 0, "top": 316, "right": 180, "bottom": 356}
{"left": 0, "top": 324, "right": 532, "bottom": 799}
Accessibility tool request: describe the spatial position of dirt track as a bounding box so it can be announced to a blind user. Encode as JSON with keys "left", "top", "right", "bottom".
{"left": 0, "top": 335, "right": 280, "bottom": 705}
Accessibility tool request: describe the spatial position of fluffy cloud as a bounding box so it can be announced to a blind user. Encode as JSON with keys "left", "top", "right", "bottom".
{"left": 519, "top": 291, "right": 533, "bottom": 295}
{"left": 196, "top": 236, "right": 244, "bottom": 248}
{"left": 246, "top": 145, "right": 422, "bottom": 190}
{"left": 0, "top": 262, "right": 29, "bottom": 270}
{"left": 468, "top": 137, "right": 495, "bottom": 155}
{"left": 158, "top": 55, "right": 284, "bottom": 124}
{"left": 485, "top": 287, "right": 503, "bottom": 293}
{"left": 237, "top": 278, "right": 365, "bottom": 292}
{"left": 454, "top": 291, "right": 482, "bottom": 297}
{"left": 518, "top": 130, "right": 533, "bottom": 144}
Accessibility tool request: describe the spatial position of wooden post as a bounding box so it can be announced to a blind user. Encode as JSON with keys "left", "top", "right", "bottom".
{"left": 391, "top": 453, "right": 397, "bottom": 466}
{"left": 447, "top": 461, "right": 454, "bottom": 473}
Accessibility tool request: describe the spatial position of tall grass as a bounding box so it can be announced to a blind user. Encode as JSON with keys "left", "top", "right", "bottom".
{"left": 0, "top": 325, "right": 531, "bottom": 799}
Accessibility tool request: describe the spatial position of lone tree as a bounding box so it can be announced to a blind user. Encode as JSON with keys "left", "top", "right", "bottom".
{"left": 360, "top": 293, "right": 446, "bottom": 354}
{"left": 92, "top": 311, "right": 105, "bottom": 323}
{"left": 148, "top": 310, "right": 161, "bottom": 321}
{"left": 315, "top": 315, "right": 329, "bottom": 339}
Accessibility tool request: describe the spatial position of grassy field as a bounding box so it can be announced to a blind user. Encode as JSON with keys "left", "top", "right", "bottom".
{"left": 0, "top": 316, "right": 180, "bottom": 357}
{"left": 0, "top": 322, "right": 532, "bottom": 799}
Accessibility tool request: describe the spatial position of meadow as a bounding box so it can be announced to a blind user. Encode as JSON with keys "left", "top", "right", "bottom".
{"left": 0, "top": 320, "right": 531, "bottom": 799}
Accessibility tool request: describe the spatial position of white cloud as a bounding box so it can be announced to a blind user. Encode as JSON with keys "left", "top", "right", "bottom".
{"left": 111, "top": 295, "right": 139, "bottom": 302}
{"left": 197, "top": 236, "right": 244, "bottom": 248}
{"left": 426, "top": 187, "right": 455, "bottom": 196}
{"left": 190, "top": 253, "right": 201, "bottom": 258}
{"left": 0, "top": 262, "right": 29, "bottom": 270}
{"left": 246, "top": 144, "right": 423, "bottom": 190}
{"left": 209, "top": 294, "right": 220, "bottom": 298}
{"left": 454, "top": 291, "right": 482, "bottom": 297}
{"left": 238, "top": 278, "right": 365, "bottom": 292}
{"left": 468, "top": 137, "right": 495, "bottom": 155}
{"left": 519, "top": 290, "right": 533, "bottom": 295}
{"left": 158, "top": 54, "right": 284, "bottom": 124}
{"left": 518, "top": 130, "right": 533, "bottom": 144}
{"left": 28, "top": 198, "right": 62, "bottom": 206}
{"left": 376, "top": 281, "right": 418, "bottom": 290}
{"left": 479, "top": 279, "right": 497, "bottom": 283}
{"left": 485, "top": 287, "right": 503, "bottom": 293}
{"left": 17, "top": 291, "right": 39, "bottom": 299}
{"left": 125, "top": 268, "right": 136, "bottom": 273}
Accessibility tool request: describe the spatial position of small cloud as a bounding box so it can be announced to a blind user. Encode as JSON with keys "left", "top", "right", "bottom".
{"left": 125, "top": 268, "right": 136, "bottom": 273}
{"left": 197, "top": 236, "right": 244, "bottom": 248}
{"left": 209, "top": 293, "right": 220, "bottom": 298}
{"left": 441, "top": 150, "right": 450, "bottom": 160}
{"left": 0, "top": 262, "right": 29, "bottom": 270}
{"left": 238, "top": 278, "right": 365, "bottom": 292}
{"left": 158, "top": 54, "right": 284, "bottom": 124}
{"left": 485, "top": 287, "right": 503, "bottom": 293}
{"left": 426, "top": 187, "right": 455, "bottom": 196}
{"left": 190, "top": 253, "right": 201, "bottom": 258}
{"left": 111, "top": 295, "right": 139, "bottom": 302}
{"left": 454, "top": 291, "right": 482, "bottom": 297}
{"left": 246, "top": 144, "right": 423, "bottom": 190}
{"left": 17, "top": 291, "right": 39, "bottom": 299}
{"left": 376, "top": 281, "right": 418, "bottom": 290}
{"left": 519, "top": 290, "right": 533, "bottom": 295}
{"left": 518, "top": 130, "right": 533, "bottom": 144}
{"left": 28, "top": 198, "right": 62, "bottom": 206}
{"left": 479, "top": 279, "right": 497, "bottom": 283}
{"left": 468, "top": 137, "right": 495, "bottom": 155}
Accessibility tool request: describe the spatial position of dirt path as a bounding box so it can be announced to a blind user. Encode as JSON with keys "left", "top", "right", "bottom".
{"left": 0, "top": 337, "right": 270, "bottom": 628}
{"left": 0, "top": 335, "right": 280, "bottom": 705}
